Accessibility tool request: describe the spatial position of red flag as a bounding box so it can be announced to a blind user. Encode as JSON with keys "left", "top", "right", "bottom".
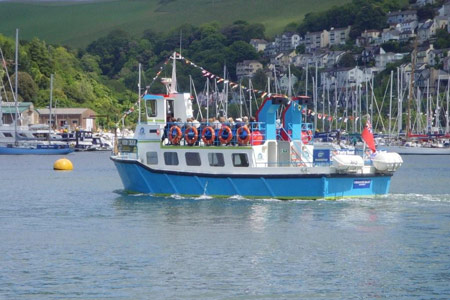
{"left": 361, "top": 119, "right": 376, "bottom": 152}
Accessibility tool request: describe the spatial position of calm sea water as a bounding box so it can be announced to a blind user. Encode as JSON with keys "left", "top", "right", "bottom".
{"left": 0, "top": 152, "right": 449, "bottom": 299}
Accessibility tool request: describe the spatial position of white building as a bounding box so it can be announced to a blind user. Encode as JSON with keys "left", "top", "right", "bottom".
{"left": 236, "top": 60, "right": 263, "bottom": 79}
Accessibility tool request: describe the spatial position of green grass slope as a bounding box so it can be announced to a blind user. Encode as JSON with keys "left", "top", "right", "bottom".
{"left": 0, "top": 0, "right": 349, "bottom": 48}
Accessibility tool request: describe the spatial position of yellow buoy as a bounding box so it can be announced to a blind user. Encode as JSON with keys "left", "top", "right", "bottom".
{"left": 53, "top": 158, "right": 73, "bottom": 171}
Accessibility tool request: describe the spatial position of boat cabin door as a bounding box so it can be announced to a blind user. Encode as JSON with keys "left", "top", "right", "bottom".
{"left": 166, "top": 99, "right": 174, "bottom": 120}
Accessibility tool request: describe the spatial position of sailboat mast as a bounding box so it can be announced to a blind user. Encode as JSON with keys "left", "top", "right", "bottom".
{"left": 407, "top": 38, "right": 418, "bottom": 138}
{"left": 138, "top": 63, "right": 141, "bottom": 124}
{"left": 49, "top": 74, "right": 53, "bottom": 142}
{"left": 389, "top": 70, "right": 393, "bottom": 137}
{"left": 446, "top": 76, "right": 449, "bottom": 134}
{"left": 14, "top": 29, "right": 19, "bottom": 143}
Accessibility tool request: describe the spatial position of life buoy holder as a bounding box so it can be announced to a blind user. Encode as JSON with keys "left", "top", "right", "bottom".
{"left": 202, "top": 126, "right": 215, "bottom": 145}
{"left": 218, "top": 126, "right": 233, "bottom": 144}
{"left": 184, "top": 126, "right": 198, "bottom": 145}
{"left": 236, "top": 126, "right": 250, "bottom": 145}
{"left": 168, "top": 125, "right": 182, "bottom": 145}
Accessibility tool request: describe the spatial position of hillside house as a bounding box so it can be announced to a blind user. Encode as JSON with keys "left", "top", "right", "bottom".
{"left": 417, "top": 19, "right": 438, "bottom": 42}
{"left": 356, "top": 30, "right": 381, "bottom": 47}
{"left": 304, "top": 30, "right": 329, "bottom": 52}
{"left": 329, "top": 26, "right": 351, "bottom": 46}
{"left": 236, "top": 60, "right": 263, "bottom": 79}
{"left": 250, "top": 39, "right": 268, "bottom": 52}
{"left": 387, "top": 10, "right": 418, "bottom": 25}
{"left": 381, "top": 28, "right": 401, "bottom": 43}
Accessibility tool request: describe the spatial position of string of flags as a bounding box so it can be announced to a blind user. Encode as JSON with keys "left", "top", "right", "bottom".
{"left": 116, "top": 52, "right": 362, "bottom": 125}
{"left": 176, "top": 52, "right": 271, "bottom": 98}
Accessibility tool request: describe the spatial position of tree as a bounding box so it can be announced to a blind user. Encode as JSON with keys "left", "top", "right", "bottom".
{"left": 338, "top": 53, "right": 357, "bottom": 68}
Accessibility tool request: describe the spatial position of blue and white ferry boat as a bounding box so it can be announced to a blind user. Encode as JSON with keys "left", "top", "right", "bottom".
{"left": 111, "top": 56, "right": 403, "bottom": 200}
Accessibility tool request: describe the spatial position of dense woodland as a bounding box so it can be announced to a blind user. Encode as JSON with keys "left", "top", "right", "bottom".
{"left": 1, "top": 0, "right": 447, "bottom": 129}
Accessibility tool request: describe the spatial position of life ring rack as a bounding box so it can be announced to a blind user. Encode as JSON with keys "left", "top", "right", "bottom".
{"left": 218, "top": 126, "right": 233, "bottom": 145}
{"left": 236, "top": 126, "right": 250, "bottom": 145}
{"left": 184, "top": 126, "right": 198, "bottom": 145}
{"left": 202, "top": 126, "right": 215, "bottom": 145}
{"left": 169, "top": 125, "right": 182, "bottom": 145}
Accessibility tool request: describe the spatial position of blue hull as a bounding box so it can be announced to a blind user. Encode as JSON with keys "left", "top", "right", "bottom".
{"left": 0, "top": 146, "right": 74, "bottom": 155}
{"left": 112, "top": 158, "right": 392, "bottom": 200}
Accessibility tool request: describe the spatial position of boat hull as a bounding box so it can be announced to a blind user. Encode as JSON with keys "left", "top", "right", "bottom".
{"left": 0, "top": 146, "right": 74, "bottom": 155}
{"left": 111, "top": 157, "right": 392, "bottom": 200}
{"left": 381, "top": 145, "right": 450, "bottom": 155}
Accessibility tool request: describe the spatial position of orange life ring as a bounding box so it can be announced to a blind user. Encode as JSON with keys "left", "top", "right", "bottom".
{"left": 301, "top": 130, "right": 312, "bottom": 144}
{"left": 236, "top": 126, "right": 250, "bottom": 145}
{"left": 218, "top": 126, "right": 233, "bottom": 144}
{"left": 184, "top": 126, "right": 198, "bottom": 145}
{"left": 202, "top": 126, "right": 215, "bottom": 145}
{"left": 168, "top": 125, "right": 182, "bottom": 145}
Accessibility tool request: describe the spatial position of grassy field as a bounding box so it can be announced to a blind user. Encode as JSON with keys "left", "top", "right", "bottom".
{"left": 0, "top": 0, "right": 349, "bottom": 48}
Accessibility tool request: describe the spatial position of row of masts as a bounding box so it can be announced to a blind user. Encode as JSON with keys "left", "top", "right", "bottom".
{"left": 138, "top": 52, "right": 450, "bottom": 136}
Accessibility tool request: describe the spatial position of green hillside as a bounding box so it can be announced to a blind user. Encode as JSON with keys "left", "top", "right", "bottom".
{"left": 0, "top": 0, "right": 349, "bottom": 48}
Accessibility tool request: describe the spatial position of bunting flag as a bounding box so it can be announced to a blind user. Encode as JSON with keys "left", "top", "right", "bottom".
{"left": 361, "top": 119, "right": 376, "bottom": 152}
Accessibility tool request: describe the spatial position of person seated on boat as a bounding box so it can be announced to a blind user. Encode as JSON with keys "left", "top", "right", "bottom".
{"left": 235, "top": 118, "right": 243, "bottom": 129}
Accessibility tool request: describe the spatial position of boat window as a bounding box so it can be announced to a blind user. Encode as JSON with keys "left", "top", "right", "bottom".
{"left": 18, "top": 133, "right": 27, "bottom": 138}
{"left": 164, "top": 152, "right": 179, "bottom": 166}
{"left": 146, "top": 151, "right": 158, "bottom": 165}
{"left": 185, "top": 152, "right": 201, "bottom": 166}
{"left": 3, "top": 132, "right": 13, "bottom": 137}
{"left": 146, "top": 100, "right": 157, "bottom": 117}
{"left": 208, "top": 153, "right": 224, "bottom": 167}
{"left": 232, "top": 153, "right": 249, "bottom": 167}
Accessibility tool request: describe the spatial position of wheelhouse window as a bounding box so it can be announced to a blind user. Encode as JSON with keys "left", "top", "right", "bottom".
{"left": 185, "top": 152, "right": 201, "bottom": 166}
{"left": 146, "top": 151, "right": 158, "bottom": 165}
{"left": 146, "top": 100, "right": 157, "bottom": 117}
{"left": 208, "top": 153, "right": 224, "bottom": 167}
{"left": 232, "top": 153, "right": 249, "bottom": 167}
{"left": 164, "top": 152, "right": 179, "bottom": 166}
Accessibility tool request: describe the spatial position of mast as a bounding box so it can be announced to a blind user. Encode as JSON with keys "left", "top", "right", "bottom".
{"left": 138, "top": 63, "right": 141, "bottom": 124}
{"left": 170, "top": 52, "right": 177, "bottom": 94}
{"left": 389, "top": 70, "right": 393, "bottom": 137}
{"left": 305, "top": 63, "right": 308, "bottom": 96}
{"left": 446, "top": 76, "right": 449, "bottom": 134}
{"left": 49, "top": 74, "right": 53, "bottom": 142}
{"left": 14, "top": 28, "right": 19, "bottom": 144}
{"left": 206, "top": 78, "right": 210, "bottom": 121}
{"left": 426, "top": 79, "right": 430, "bottom": 133}
{"left": 407, "top": 38, "right": 418, "bottom": 139}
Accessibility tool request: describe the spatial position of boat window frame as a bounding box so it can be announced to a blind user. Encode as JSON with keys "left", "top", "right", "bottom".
{"left": 3, "top": 132, "right": 13, "bottom": 137}
{"left": 146, "top": 99, "right": 157, "bottom": 118}
{"left": 185, "top": 152, "right": 201, "bottom": 166}
{"left": 164, "top": 152, "right": 179, "bottom": 166}
{"left": 208, "top": 152, "right": 225, "bottom": 167}
{"left": 146, "top": 151, "right": 158, "bottom": 165}
{"left": 232, "top": 153, "right": 249, "bottom": 167}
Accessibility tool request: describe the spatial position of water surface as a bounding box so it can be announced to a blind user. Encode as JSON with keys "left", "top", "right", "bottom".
{"left": 1, "top": 153, "right": 449, "bottom": 299}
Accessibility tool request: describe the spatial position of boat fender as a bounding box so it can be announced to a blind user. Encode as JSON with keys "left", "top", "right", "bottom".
{"left": 237, "top": 126, "right": 250, "bottom": 145}
{"left": 218, "top": 126, "right": 233, "bottom": 144}
{"left": 169, "top": 125, "right": 182, "bottom": 145}
{"left": 202, "top": 126, "right": 215, "bottom": 145}
{"left": 185, "top": 126, "right": 198, "bottom": 145}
